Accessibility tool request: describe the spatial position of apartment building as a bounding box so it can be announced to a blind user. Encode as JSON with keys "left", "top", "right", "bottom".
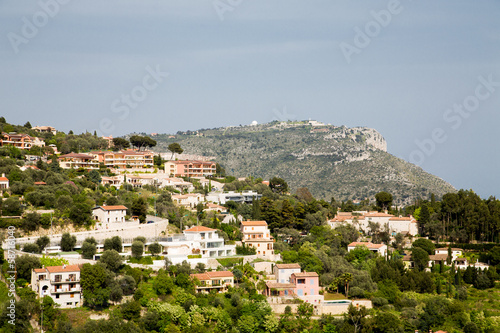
{"left": 92, "top": 150, "right": 154, "bottom": 169}
{"left": 31, "top": 264, "right": 82, "bottom": 308}
{"left": 0, "top": 132, "right": 42, "bottom": 150}
{"left": 165, "top": 160, "right": 216, "bottom": 177}
{"left": 240, "top": 220, "right": 274, "bottom": 260}
{"left": 58, "top": 153, "right": 99, "bottom": 170}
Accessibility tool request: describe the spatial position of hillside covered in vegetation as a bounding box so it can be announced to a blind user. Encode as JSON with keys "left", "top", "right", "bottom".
{"left": 152, "top": 121, "right": 455, "bottom": 205}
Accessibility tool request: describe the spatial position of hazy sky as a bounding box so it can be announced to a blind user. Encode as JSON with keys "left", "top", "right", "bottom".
{"left": 1, "top": 1, "right": 499, "bottom": 198}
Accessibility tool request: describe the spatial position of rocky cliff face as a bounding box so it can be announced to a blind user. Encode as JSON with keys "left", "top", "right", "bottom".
{"left": 152, "top": 121, "right": 455, "bottom": 204}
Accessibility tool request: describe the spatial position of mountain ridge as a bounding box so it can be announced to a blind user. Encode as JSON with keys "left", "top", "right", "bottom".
{"left": 148, "top": 120, "right": 455, "bottom": 205}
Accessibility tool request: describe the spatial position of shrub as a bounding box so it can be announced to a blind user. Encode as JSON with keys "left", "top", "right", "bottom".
{"left": 372, "top": 297, "right": 389, "bottom": 307}
{"left": 348, "top": 286, "right": 366, "bottom": 299}
{"left": 23, "top": 243, "right": 40, "bottom": 254}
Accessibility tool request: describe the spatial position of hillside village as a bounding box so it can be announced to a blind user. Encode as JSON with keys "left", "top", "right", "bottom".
{"left": 1, "top": 118, "right": 500, "bottom": 333}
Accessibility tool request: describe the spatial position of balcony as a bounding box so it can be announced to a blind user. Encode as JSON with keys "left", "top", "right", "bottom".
{"left": 53, "top": 287, "right": 80, "bottom": 293}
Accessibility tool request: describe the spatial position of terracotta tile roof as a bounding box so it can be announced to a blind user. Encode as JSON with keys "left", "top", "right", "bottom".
{"left": 206, "top": 271, "right": 233, "bottom": 278}
{"left": 34, "top": 268, "right": 45, "bottom": 273}
{"left": 429, "top": 254, "right": 448, "bottom": 261}
{"left": 184, "top": 226, "right": 216, "bottom": 232}
{"left": 191, "top": 273, "right": 210, "bottom": 280}
{"left": 59, "top": 153, "right": 95, "bottom": 159}
{"left": 266, "top": 281, "right": 296, "bottom": 289}
{"left": 348, "top": 242, "right": 385, "bottom": 249}
{"left": 241, "top": 221, "right": 268, "bottom": 226}
{"left": 191, "top": 271, "right": 233, "bottom": 280}
{"left": 435, "top": 248, "right": 463, "bottom": 252}
{"left": 0, "top": 177, "right": 8, "bottom": 181}
{"left": 275, "top": 263, "right": 301, "bottom": 269}
{"left": 93, "top": 205, "right": 128, "bottom": 211}
{"left": 389, "top": 217, "right": 413, "bottom": 221}
{"left": 365, "top": 212, "right": 394, "bottom": 217}
{"left": 45, "top": 264, "right": 80, "bottom": 273}
{"left": 292, "top": 272, "right": 319, "bottom": 278}
{"left": 34, "top": 181, "right": 47, "bottom": 185}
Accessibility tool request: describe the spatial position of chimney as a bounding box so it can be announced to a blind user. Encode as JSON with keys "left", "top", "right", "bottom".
{"left": 63, "top": 264, "right": 66, "bottom": 269}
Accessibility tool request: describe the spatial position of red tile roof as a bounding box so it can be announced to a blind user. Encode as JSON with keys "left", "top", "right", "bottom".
{"left": 93, "top": 205, "right": 128, "bottom": 211}
{"left": 191, "top": 271, "right": 233, "bottom": 280}
{"left": 241, "top": 221, "right": 268, "bottom": 226}
{"left": 348, "top": 242, "right": 385, "bottom": 249}
{"left": 45, "top": 264, "right": 80, "bottom": 273}
{"left": 292, "top": 272, "right": 319, "bottom": 277}
{"left": 275, "top": 263, "right": 301, "bottom": 269}
{"left": 0, "top": 177, "right": 8, "bottom": 181}
{"left": 184, "top": 226, "right": 216, "bottom": 232}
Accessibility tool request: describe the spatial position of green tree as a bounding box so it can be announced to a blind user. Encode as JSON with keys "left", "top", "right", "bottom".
{"left": 16, "top": 255, "right": 42, "bottom": 282}
{"left": 36, "top": 235, "right": 50, "bottom": 252}
{"left": 344, "top": 304, "right": 368, "bottom": 333}
{"left": 412, "top": 238, "right": 435, "bottom": 255}
{"left": 88, "top": 170, "right": 101, "bottom": 184}
{"left": 80, "top": 263, "right": 111, "bottom": 309}
{"left": 269, "top": 177, "right": 288, "bottom": 194}
{"left": 103, "top": 236, "right": 122, "bottom": 252}
{"left": 60, "top": 233, "right": 76, "bottom": 251}
{"left": 23, "top": 243, "right": 40, "bottom": 254}
{"left": 81, "top": 241, "right": 97, "bottom": 259}
{"left": 131, "top": 197, "right": 148, "bottom": 223}
{"left": 23, "top": 212, "right": 41, "bottom": 231}
{"left": 149, "top": 242, "right": 162, "bottom": 256}
{"left": 411, "top": 247, "right": 430, "bottom": 271}
{"left": 375, "top": 191, "right": 393, "bottom": 211}
{"left": 167, "top": 142, "right": 184, "bottom": 159}
{"left": 99, "top": 250, "right": 123, "bottom": 272}
{"left": 130, "top": 135, "right": 157, "bottom": 151}
{"left": 112, "top": 137, "right": 130, "bottom": 150}
{"left": 131, "top": 240, "right": 144, "bottom": 259}
{"left": 3, "top": 197, "right": 22, "bottom": 216}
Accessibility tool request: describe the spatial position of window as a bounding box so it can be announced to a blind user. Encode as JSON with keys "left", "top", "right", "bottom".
{"left": 310, "top": 279, "right": 314, "bottom": 285}
{"left": 70, "top": 293, "right": 74, "bottom": 298}
{"left": 56, "top": 294, "right": 59, "bottom": 299}
{"left": 66, "top": 302, "right": 72, "bottom": 306}
{"left": 298, "top": 279, "right": 306, "bottom": 284}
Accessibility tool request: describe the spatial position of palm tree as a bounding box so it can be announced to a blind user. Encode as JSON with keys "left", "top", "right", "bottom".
{"left": 330, "top": 276, "right": 341, "bottom": 294}
{"left": 341, "top": 273, "right": 353, "bottom": 297}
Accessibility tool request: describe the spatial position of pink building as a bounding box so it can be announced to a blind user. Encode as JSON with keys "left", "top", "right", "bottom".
{"left": 290, "top": 272, "right": 320, "bottom": 297}
{"left": 165, "top": 160, "right": 216, "bottom": 177}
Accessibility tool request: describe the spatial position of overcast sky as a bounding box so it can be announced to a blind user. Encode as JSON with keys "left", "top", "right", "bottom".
{"left": 1, "top": 0, "right": 499, "bottom": 198}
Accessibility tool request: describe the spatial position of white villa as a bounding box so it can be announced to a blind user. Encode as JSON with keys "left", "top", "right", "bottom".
{"left": 92, "top": 205, "right": 127, "bottom": 223}
{"left": 161, "top": 226, "right": 236, "bottom": 258}
{"left": 31, "top": 265, "right": 82, "bottom": 308}
{"left": 328, "top": 211, "right": 418, "bottom": 236}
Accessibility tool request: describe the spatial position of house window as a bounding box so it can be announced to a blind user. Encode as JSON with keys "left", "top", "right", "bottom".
{"left": 70, "top": 293, "right": 74, "bottom": 298}
{"left": 298, "top": 279, "right": 306, "bottom": 284}
{"left": 310, "top": 279, "right": 314, "bottom": 285}
{"left": 54, "top": 275, "right": 62, "bottom": 282}
{"left": 56, "top": 294, "right": 60, "bottom": 299}
{"left": 67, "top": 302, "right": 72, "bottom": 306}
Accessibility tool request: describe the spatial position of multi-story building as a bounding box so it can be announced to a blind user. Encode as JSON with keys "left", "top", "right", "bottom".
{"left": 328, "top": 211, "right": 418, "bottom": 236}
{"left": 31, "top": 264, "right": 82, "bottom": 308}
{"left": 171, "top": 193, "right": 204, "bottom": 208}
{"left": 162, "top": 226, "right": 236, "bottom": 258}
{"left": 58, "top": 153, "right": 99, "bottom": 170}
{"left": 274, "top": 263, "right": 301, "bottom": 284}
{"left": 240, "top": 220, "right": 274, "bottom": 260}
{"left": 32, "top": 126, "right": 57, "bottom": 135}
{"left": 92, "top": 205, "right": 127, "bottom": 223}
{"left": 290, "top": 272, "right": 320, "bottom": 297}
{"left": 165, "top": 160, "right": 216, "bottom": 177}
{"left": 190, "top": 271, "right": 234, "bottom": 293}
{"left": 206, "top": 190, "right": 262, "bottom": 205}
{"left": 91, "top": 150, "right": 154, "bottom": 169}
{"left": 0, "top": 132, "right": 39, "bottom": 150}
